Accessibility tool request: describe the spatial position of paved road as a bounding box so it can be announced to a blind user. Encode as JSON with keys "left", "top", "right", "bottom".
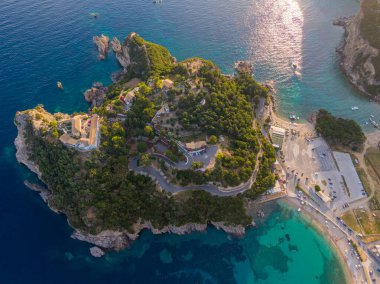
{"left": 130, "top": 149, "right": 262, "bottom": 196}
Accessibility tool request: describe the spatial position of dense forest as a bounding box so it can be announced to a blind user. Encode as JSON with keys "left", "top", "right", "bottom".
{"left": 176, "top": 62, "right": 270, "bottom": 186}
{"left": 315, "top": 109, "right": 365, "bottom": 151}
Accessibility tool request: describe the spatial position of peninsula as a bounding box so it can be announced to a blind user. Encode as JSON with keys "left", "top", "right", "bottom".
{"left": 337, "top": 0, "right": 380, "bottom": 100}
{"left": 14, "top": 32, "right": 276, "bottom": 251}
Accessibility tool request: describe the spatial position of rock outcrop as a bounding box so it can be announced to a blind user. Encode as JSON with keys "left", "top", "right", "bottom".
{"left": 337, "top": 1, "right": 380, "bottom": 100}
{"left": 93, "top": 34, "right": 109, "bottom": 60}
{"left": 83, "top": 82, "right": 107, "bottom": 107}
{"left": 90, "top": 246, "right": 105, "bottom": 257}
{"left": 92, "top": 34, "right": 110, "bottom": 60}
{"left": 110, "top": 36, "right": 131, "bottom": 70}
{"left": 333, "top": 16, "right": 353, "bottom": 27}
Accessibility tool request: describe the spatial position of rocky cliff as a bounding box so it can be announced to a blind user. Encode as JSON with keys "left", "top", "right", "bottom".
{"left": 338, "top": 0, "right": 380, "bottom": 100}
{"left": 72, "top": 221, "right": 246, "bottom": 250}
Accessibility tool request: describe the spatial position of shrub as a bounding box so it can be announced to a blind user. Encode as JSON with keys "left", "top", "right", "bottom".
{"left": 137, "top": 142, "right": 148, "bottom": 153}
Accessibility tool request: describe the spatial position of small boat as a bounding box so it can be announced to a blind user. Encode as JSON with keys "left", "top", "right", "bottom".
{"left": 370, "top": 117, "right": 379, "bottom": 128}
{"left": 370, "top": 114, "right": 375, "bottom": 118}
{"left": 351, "top": 106, "right": 359, "bottom": 111}
{"left": 89, "top": 12, "right": 99, "bottom": 18}
{"left": 297, "top": 208, "right": 301, "bottom": 212}
{"left": 57, "top": 81, "right": 63, "bottom": 89}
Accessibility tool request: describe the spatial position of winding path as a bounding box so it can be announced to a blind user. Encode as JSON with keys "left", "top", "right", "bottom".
{"left": 130, "top": 149, "right": 262, "bottom": 197}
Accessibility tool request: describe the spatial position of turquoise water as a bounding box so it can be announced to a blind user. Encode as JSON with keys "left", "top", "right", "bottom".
{"left": 0, "top": 0, "right": 367, "bottom": 282}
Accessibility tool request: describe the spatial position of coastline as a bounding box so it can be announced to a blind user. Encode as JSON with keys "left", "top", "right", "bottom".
{"left": 14, "top": 87, "right": 362, "bottom": 283}
{"left": 280, "top": 197, "right": 354, "bottom": 284}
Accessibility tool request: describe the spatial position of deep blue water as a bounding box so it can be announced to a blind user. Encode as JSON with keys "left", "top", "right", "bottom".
{"left": 0, "top": 0, "right": 369, "bottom": 282}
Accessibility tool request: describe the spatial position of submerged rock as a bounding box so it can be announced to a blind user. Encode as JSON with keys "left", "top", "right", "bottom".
{"left": 93, "top": 34, "right": 109, "bottom": 60}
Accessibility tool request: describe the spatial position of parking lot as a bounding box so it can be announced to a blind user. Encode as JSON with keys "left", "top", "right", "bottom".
{"left": 283, "top": 132, "right": 366, "bottom": 210}
{"left": 333, "top": 152, "right": 366, "bottom": 201}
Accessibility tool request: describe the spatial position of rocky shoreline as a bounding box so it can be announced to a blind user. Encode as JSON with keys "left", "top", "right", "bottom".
{"left": 336, "top": 3, "right": 380, "bottom": 101}
{"left": 14, "top": 113, "right": 248, "bottom": 255}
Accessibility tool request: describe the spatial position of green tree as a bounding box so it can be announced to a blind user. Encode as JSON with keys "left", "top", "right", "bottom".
{"left": 140, "top": 153, "right": 151, "bottom": 167}
{"left": 144, "top": 125, "right": 154, "bottom": 138}
{"left": 208, "top": 135, "right": 218, "bottom": 144}
{"left": 191, "top": 161, "right": 203, "bottom": 170}
{"left": 52, "top": 128, "right": 59, "bottom": 138}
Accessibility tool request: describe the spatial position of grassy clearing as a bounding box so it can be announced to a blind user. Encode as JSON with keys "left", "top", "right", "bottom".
{"left": 362, "top": 235, "right": 380, "bottom": 243}
{"left": 366, "top": 147, "right": 380, "bottom": 179}
{"left": 342, "top": 210, "right": 363, "bottom": 234}
{"left": 354, "top": 208, "right": 380, "bottom": 235}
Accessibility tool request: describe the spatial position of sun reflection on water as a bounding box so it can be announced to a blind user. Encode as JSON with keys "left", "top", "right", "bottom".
{"left": 244, "top": 0, "right": 304, "bottom": 82}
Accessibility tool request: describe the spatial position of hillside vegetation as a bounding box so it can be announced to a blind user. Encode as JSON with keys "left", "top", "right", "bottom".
{"left": 18, "top": 35, "right": 276, "bottom": 238}
{"left": 360, "top": 0, "right": 380, "bottom": 81}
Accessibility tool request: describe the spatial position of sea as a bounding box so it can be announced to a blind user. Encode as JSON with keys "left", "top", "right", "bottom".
{"left": 0, "top": 0, "right": 374, "bottom": 282}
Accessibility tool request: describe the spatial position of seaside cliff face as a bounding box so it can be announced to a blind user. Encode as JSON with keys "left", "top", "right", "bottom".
{"left": 338, "top": 0, "right": 380, "bottom": 100}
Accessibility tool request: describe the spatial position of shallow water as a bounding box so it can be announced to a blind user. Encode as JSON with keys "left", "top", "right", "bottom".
{"left": 0, "top": 0, "right": 367, "bottom": 282}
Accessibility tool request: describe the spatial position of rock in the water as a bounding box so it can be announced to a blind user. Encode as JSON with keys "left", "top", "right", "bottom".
{"left": 93, "top": 34, "right": 109, "bottom": 60}
{"left": 83, "top": 82, "right": 107, "bottom": 107}
{"left": 90, "top": 246, "right": 105, "bottom": 258}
